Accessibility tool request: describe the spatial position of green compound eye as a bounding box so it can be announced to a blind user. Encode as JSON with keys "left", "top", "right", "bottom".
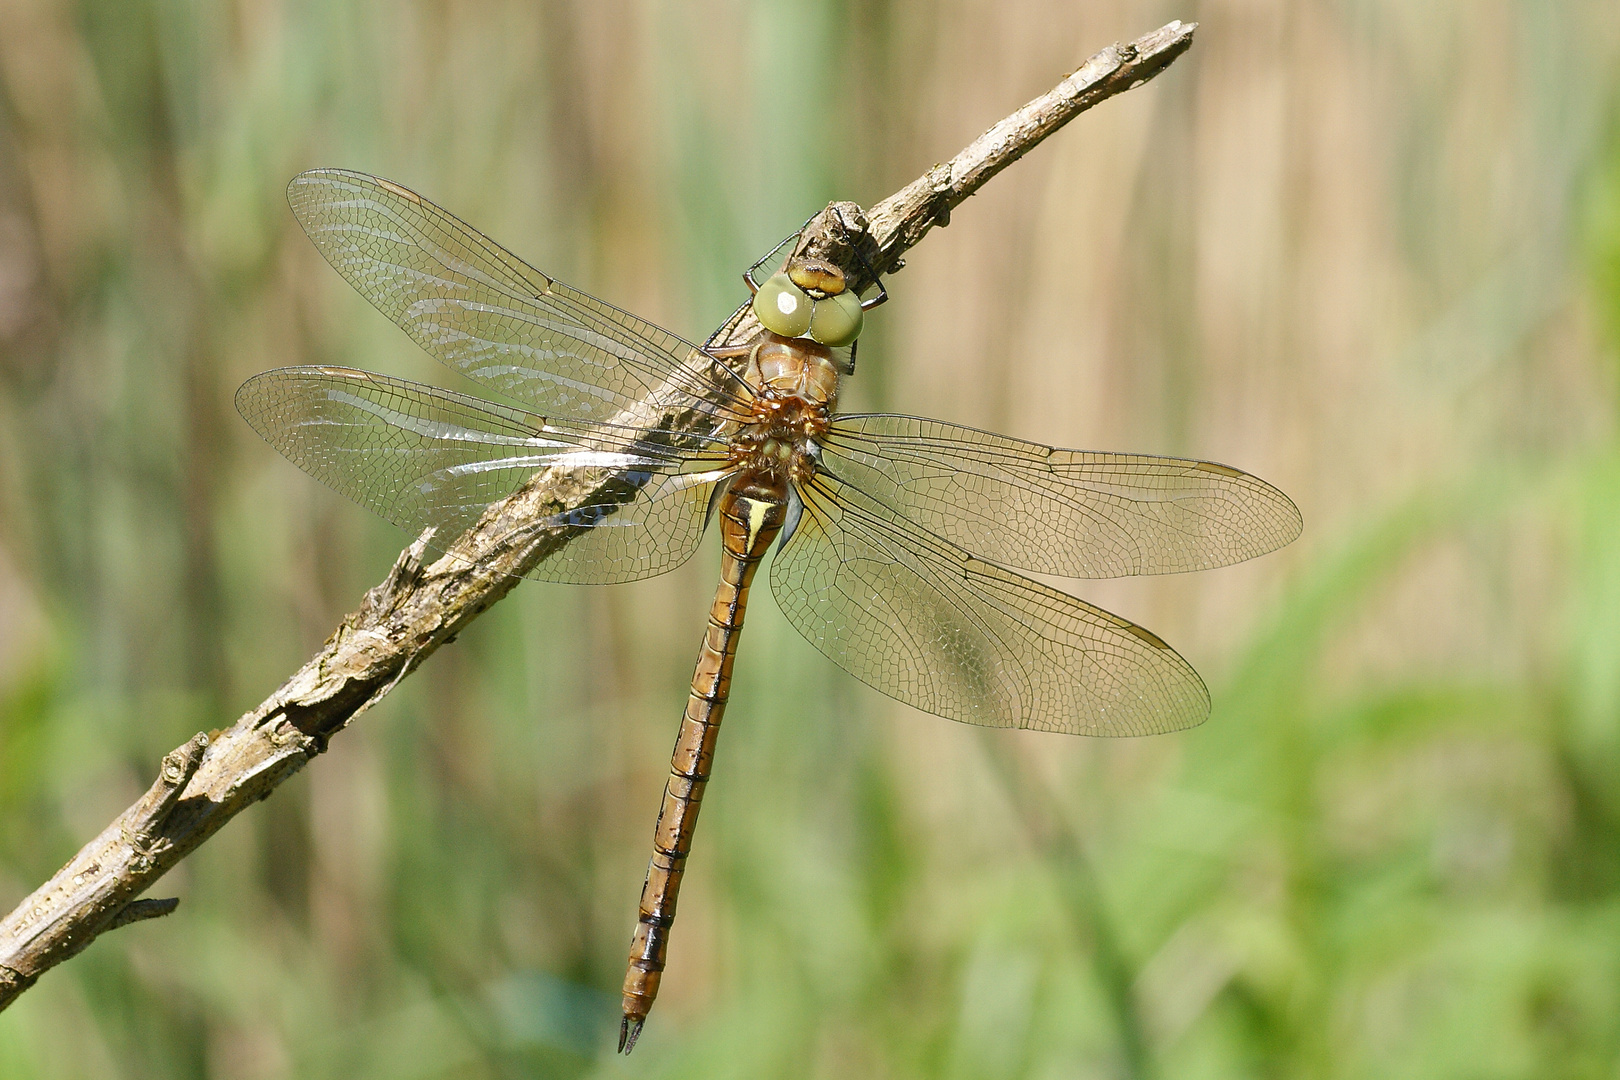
{"left": 808, "top": 288, "right": 864, "bottom": 346}
{"left": 753, "top": 272, "right": 813, "bottom": 338}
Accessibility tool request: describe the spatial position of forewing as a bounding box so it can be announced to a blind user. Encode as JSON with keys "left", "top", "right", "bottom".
{"left": 822, "top": 414, "right": 1301, "bottom": 578}
{"left": 286, "top": 170, "right": 748, "bottom": 427}
{"left": 237, "top": 367, "right": 727, "bottom": 584}
{"left": 770, "top": 475, "right": 1210, "bottom": 735}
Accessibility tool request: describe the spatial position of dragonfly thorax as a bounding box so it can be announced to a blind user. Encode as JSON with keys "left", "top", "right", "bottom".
{"left": 746, "top": 331, "right": 842, "bottom": 408}
{"left": 730, "top": 330, "right": 839, "bottom": 484}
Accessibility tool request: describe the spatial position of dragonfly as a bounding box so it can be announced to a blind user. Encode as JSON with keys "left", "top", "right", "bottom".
{"left": 236, "top": 170, "right": 1301, "bottom": 1053}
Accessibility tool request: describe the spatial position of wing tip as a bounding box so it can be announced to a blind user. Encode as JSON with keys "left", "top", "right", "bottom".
{"left": 286, "top": 169, "right": 424, "bottom": 217}
{"left": 286, "top": 167, "right": 347, "bottom": 204}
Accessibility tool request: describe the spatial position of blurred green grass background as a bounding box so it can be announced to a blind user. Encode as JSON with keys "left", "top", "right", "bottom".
{"left": 3, "top": 1, "right": 1620, "bottom": 1076}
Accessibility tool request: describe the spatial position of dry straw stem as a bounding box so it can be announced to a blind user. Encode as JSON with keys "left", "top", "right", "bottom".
{"left": 0, "top": 19, "right": 1195, "bottom": 1011}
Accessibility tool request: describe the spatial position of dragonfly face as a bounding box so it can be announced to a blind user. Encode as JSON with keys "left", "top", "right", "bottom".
{"left": 751, "top": 249, "right": 868, "bottom": 347}
{"left": 237, "top": 170, "right": 1302, "bottom": 1053}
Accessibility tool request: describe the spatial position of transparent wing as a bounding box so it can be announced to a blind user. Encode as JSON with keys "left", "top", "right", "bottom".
{"left": 821, "top": 414, "right": 1301, "bottom": 579}
{"left": 237, "top": 367, "right": 730, "bottom": 585}
{"left": 286, "top": 169, "right": 752, "bottom": 427}
{"left": 770, "top": 474, "right": 1210, "bottom": 735}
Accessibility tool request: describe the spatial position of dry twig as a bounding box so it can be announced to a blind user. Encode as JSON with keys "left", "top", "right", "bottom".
{"left": 0, "top": 19, "right": 1195, "bottom": 1011}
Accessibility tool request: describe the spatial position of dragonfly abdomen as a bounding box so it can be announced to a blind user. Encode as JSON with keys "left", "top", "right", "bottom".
{"left": 620, "top": 478, "right": 788, "bottom": 1052}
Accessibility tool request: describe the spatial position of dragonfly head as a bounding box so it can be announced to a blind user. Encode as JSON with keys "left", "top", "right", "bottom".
{"left": 753, "top": 260, "right": 866, "bottom": 348}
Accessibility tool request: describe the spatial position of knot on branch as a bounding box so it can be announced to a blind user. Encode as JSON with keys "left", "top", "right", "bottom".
{"left": 352, "top": 528, "right": 435, "bottom": 630}
{"left": 158, "top": 735, "right": 208, "bottom": 789}
{"left": 142, "top": 733, "right": 208, "bottom": 822}
{"left": 108, "top": 897, "right": 180, "bottom": 931}
{"left": 790, "top": 200, "right": 886, "bottom": 299}
{"left": 127, "top": 733, "right": 209, "bottom": 867}
{"left": 271, "top": 669, "right": 396, "bottom": 750}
